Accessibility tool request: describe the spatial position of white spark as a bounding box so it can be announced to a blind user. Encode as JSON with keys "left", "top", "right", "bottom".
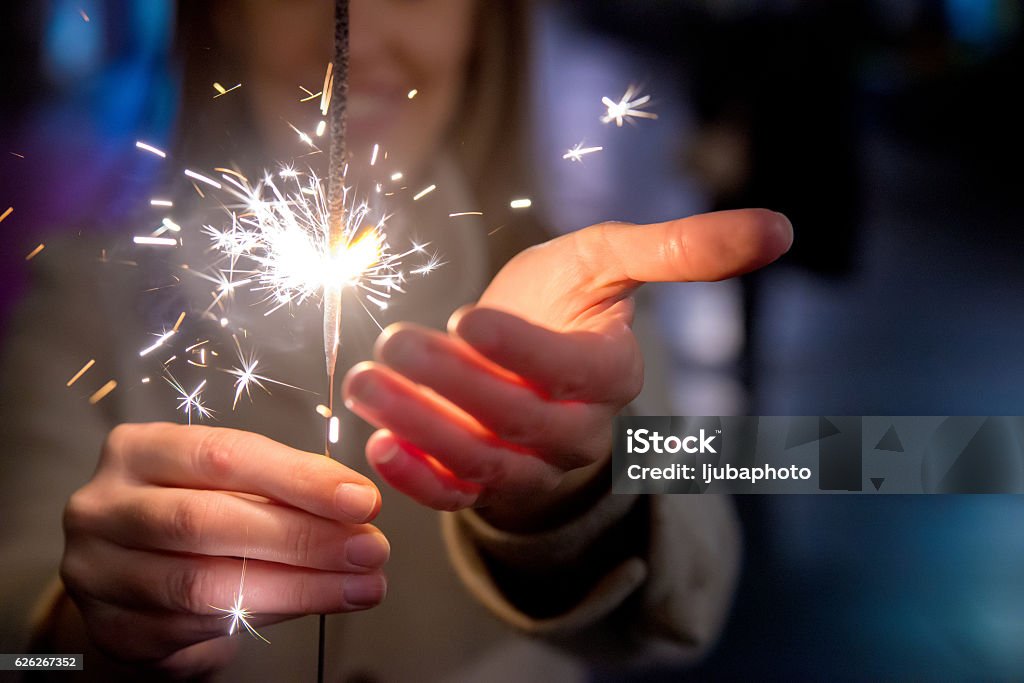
{"left": 601, "top": 86, "right": 658, "bottom": 127}
{"left": 209, "top": 556, "right": 270, "bottom": 644}
{"left": 133, "top": 236, "right": 178, "bottom": 247}
{"left": 139, "top": 329, "right": 177, "bottom": 357}
{"left": 135, "top": 141, "right": 167, "bottom": 158}
{"left": 413, "top": 185, "right": 437, "bottom": 201}
{"left": 184, "top": 169, "right": 223, "bottom": 189}
{"left": 164, "top": 373, "right": 213, "bottom": 424}
{"left": 223, "top": 341, "right": 306, "bottom": 410}
{"left": 563, "top": 142, "right": 604, "bottom": 162}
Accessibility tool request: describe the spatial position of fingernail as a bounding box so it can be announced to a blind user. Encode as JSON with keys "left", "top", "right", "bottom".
{"left": 343, "top": 573, "right": 387, "bottom": 607}
{"left": 772, "top": 211, "right": 794, "bottom": 250}
{"left": 346, "top": 533, "right": 391, "bottom": 569}
{"left": 352, "top": 376, "right": 379, "bottom": 402}
{"left": 374, "top": 443, "right": 401, "bottom": 465}
{"left": 336, "top": 483, "right": 378, "bottom": 521}
{"left": 386, "top": 333, "right": 424, "bottom": 367}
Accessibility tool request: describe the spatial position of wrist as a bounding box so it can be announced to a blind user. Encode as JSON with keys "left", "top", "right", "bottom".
{"left": 475, "top": 450, "right": 612, "bottom": 533}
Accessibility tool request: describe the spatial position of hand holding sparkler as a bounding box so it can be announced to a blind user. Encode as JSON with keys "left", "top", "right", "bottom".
{"left": 59, "top": 423, "right": 389, "bottom": 677}
{"left": 343, "top": 209, "right": 792, "bottom": 527}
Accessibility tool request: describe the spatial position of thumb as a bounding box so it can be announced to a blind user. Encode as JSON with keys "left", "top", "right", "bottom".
{"left": 571, "top": 209, "right": 793, "bottom": 287}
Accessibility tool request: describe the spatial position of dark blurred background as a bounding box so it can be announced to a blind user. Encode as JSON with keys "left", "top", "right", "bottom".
{"left": 2, "top": 0, "right": 1024, "bottom": 679}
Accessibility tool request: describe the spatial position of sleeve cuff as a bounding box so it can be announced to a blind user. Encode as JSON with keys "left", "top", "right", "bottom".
{"left": 440, "top": 490, "right": 648, "bottom": 635}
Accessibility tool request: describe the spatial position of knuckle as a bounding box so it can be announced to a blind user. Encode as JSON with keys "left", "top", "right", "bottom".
{"left": 171, "top": 564, "right": 215, "bottom": 614}
{"left": 288, "top": 577, "right": 317, "bottom": 614}
{"left": 167, "top": 494, "right": 208, "bottom": 548}
{"left": 551, "top": 364, "right": 590, "bottom": 399}
{"left": 193, "top": 428, "right": 238, "bottom": 482}
{"left": 475, "top": 453, "right": 508, "bottom": 489}
{"left": 662, "top": 229, "right": 692, "bottom": 277}
{"left": 494, "top": 402, "right": 542, "bottom": 445}
{"left": 62, "top": 488, "right": 94, "bottom": 537}
{"left": 100, "top": 424, "right": 134, "bottom": 467}
{"left": 286, "top": 519, "right": 315, "bottom": 566}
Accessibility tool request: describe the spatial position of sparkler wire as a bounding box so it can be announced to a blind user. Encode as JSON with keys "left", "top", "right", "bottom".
{"left": 320, "top": 2, "right": 349, "bottom": 680}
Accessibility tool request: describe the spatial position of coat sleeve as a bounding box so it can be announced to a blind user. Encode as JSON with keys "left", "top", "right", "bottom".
{"left": 438, "top": 288, "right": 743, "bottom": 664}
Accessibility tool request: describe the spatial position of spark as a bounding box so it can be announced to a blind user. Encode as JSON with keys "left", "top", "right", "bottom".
{"left": 150, "top": 199, "right": 174, "bottom": 207}
{"left": 0, "top": 207, "right": 13, "bottom": 224}
{"left": 410, "top": 251, "right": 446, "bottom": 276}
{"left": 449, "top": 211, "right": 483, "bottom": 218}
{"left": 200, "top": 167, "right": 427, "bottom": 320}
{"left": 370, "top": 144, "right": 379, "bottom": 166}
{"left": 320, "top": 63, "right": 333, "bottom": 116}
{"left": 510, "top": 198, "right": 532, "bottom": 209}
{"left": 184, "top": 169, "right": 223, "bottom": 189}
{"left": 139, "top": 329, "right": 177, "bottom": 357}
{"left": 563, "top": 142, "right": 604, "bottom": 162}
{"left": 390, "top": 172, "right": 403, "bottom": 181}
{"left": 413, "top": 185, "right": 436, "bottom": 201}
{"left": 213, "top": 82, "right": 242, "bottom": 98}
{"left": 287, "top": 122, "right": 316, "bottom": 148}
{"left": 66, "top": 359, "right": 96, "bottom": 387}
{"left": 9, "top": 152, "right": 26, "bottom": 159}
{"left": 316, "top": 404, "right": 333, "bottom": 418}
{"left": 407, "top": 89, "right": 418, "bottom": 99}
{"left": 223, "top": 341, "right": 306, "bottom": 410}
{"left": 328, "top": 417, "right": 340, "bottom": 444}
{"left": 210, "top": 556, "right": 270, "bottom": 644}
{"left": 601, "top": 86, "right": 658, "bottom": 127}
{"left": 164, "top": 373, "right": 213, "bottom": 424}
{"left": 25, "top": 243, "right": 45, "bottom": 261}
{"left": 79, "top": 8, "right": 90, "bottom": 22}
{"left": 316, "top": 120, "right": 327, "bottom": 137}
{"left": 88, "top": 380, "right": 117, "bottom": 405}
{"left": 135, "top": 141, "right": 167, "bottom": 158}
{"left": 134, "top": 236, "right": 178, "bottom": 247}
{"left": 299, "top": 86, "right": 322, "bottom": 102}
{"left": 141, "top": 377, "right": 151, "bottom": 384}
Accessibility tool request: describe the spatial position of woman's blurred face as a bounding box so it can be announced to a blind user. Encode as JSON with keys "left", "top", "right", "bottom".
{"left": 219, "top": 0, "right": 477, "bottom": 177}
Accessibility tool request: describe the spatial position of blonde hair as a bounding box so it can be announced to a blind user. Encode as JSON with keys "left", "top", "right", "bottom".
{"left": 449, "top": 1, "right": 548, "bottom": 277}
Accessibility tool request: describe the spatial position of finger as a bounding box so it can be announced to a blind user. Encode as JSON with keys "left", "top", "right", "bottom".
{"left": 98, "top": 487, "right": 389, "bottom": 572}
{"left": 156, "top": 636, "right": 240, "bottom": 679}
{"left": 73, "top": 596, "right": 240, "bottom": 665}
{"left": 343, "top": 363, "right": 562, "bottom": 494}
{"left": 574, "top": 209, "right": 792, "bottom": 287}
{"left": 107, "top": 423, "right": 381, "bottom": 523}
{"left": 366, "top": 430, "right": 482, "bottom": 511}
{"left": 76, "top": 538, "right": 387, "bottom": 616}
{"left": 450, "top": 306, "right": 643, "bottom": 404}
{"left": 375, "top": 324, "right": 608, "bottom": 460}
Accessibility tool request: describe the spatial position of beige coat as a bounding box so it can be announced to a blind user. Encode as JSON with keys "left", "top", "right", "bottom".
{"left": 0, "top": 159, "right": 740, "bottom": 681}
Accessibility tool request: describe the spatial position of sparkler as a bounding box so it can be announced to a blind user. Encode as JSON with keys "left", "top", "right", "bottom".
{"left": 318, "top": 3, "right": 350, "bottom": 678}
{"left": 601, "top": 85, "right": 658, "bottom": 127}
